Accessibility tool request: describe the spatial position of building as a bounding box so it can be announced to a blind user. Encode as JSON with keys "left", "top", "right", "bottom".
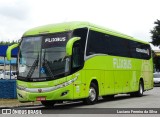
{"left": 0, "top": 45, "right": 18, "bottom": 71}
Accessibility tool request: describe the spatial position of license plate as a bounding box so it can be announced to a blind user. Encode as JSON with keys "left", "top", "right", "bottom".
{"left": 36, "top": 97, "right": 46, "bottom": 101}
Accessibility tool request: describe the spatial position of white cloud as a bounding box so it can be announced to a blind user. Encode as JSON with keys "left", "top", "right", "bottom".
{"left": 0, "top": 0, "right": 160, "bottom": 50}
{"left": 0, "top": 0, "right": 30, "bottom": 20}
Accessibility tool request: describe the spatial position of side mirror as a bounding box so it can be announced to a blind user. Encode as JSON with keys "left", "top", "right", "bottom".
{"left": 6, "top": 43, "right": 19, "bottom": 60}
{"left": 66, "top": 37, "right": 80, "bottom": 56}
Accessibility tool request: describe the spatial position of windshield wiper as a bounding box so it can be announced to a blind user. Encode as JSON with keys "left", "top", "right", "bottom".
{"left": 43, "top": 59, "right": 54, "bottom": 78}
{"left": 27, "top": 54, "right": 39, "bottom": 78}
{"left": 42, "top": 49, "right": 54, "bottom": 78}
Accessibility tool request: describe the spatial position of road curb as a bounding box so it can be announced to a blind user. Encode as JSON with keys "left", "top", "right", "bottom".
{"left": 0, "top": 104, "right": 41, "bottom": 109}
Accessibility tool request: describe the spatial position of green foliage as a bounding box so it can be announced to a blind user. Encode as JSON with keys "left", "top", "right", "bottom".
{"left": 0, "top": 40, "right": 18, "bottom": 45}
{"left": 151, "top": 19, "right": 160, "bottom": 46}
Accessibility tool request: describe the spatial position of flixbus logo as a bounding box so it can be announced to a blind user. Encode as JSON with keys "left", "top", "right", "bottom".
{"left": 113, "top": 58, "right": 132, "bottom": 69}
{"left": 45, "top": 37, "right": 66, "bottom": 43}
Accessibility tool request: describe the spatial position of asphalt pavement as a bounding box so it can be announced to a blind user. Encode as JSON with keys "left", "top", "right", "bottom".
{"left": 0, "top": 86, "right": 160, "bottom": 116}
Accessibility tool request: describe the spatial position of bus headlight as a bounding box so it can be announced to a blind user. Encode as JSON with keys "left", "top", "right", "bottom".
{"left": 17, "top": 85, "right": 26, "bottom": 90}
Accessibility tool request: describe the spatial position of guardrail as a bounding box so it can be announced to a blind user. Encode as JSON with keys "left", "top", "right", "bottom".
{"left": 0, "top": 80, "right": 17, "bottom": 98}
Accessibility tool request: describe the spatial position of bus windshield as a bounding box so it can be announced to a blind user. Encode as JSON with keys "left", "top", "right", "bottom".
{"left": 18, "top": 32, "right": 72, "bottom": 80}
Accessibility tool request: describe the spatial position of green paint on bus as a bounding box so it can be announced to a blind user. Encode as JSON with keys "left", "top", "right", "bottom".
{"left": 7, "top": 22, "right": 153, "bottom": 107}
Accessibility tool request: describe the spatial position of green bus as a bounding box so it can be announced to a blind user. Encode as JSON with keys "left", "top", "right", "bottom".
{"left": 7, "top": 22, "right": 153, "bottom": 108}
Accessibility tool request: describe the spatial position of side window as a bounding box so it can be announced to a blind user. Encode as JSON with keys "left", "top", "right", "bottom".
{"left": 72, "top": 41, "right": 83, "bottom": 71}
{"left": 86, "top": 30, "right": 151, "bottom": 60}
{"left": 129, "top": 41, "right": 151, "bottom": 60}
{"left": 139, "top": 44, "right": 151, "bottom": 60}
{"left": 86, "top": 30, "right": 131, "bottom": 57}
{"left": 72, "top": 43, "right": 80, "bottom": 68}
{"left": 73, "top": 28, "right": 88, "bottom": 57}
{"left": 108, "top": 36, "right": 130, "bottom": 57}
{"left": 129, "top": 41, "right": 141, "bottom": 59}
{"left": 71, "top": 28, "right": 88, "bottom": 73}
{"left": 86, "top": 30, "right": 107, "bottom": 55}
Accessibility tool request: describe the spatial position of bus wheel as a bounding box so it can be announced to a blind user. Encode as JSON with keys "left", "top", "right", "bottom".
{"left": 83, "top": 83, "right": 98, "bottom": 105}
{"left": 41, "top": 101, "right": 56, "bottom": 108}
{"left": 131, "top": 81, "right": 144, "bottom": 97}
{"left": 136, "top": 81, "right": 144, "bottom": 97}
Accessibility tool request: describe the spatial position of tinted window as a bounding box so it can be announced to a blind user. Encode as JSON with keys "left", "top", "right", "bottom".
{"left": 129, "top": 41, "right": 151, "bottom": 59}
{"left": 71, "top": 28, "right": 88, "bottom": 73}
{"left": 139, "top": 44, "right": 151, "bottom": 59}
{"left": 86, "top": 30, "right": 108, "bottom": 55}
{"left": 73, "top": 28, "right": 88, "bottom": 57}
{"left": 86, "top": 30, "right": 151, "bottom": 60}
{"left": 106, "top": 35, "right": 130, "bottom": 57}
{"left": 86, "top": 30, "right": 130, "bottom": 57}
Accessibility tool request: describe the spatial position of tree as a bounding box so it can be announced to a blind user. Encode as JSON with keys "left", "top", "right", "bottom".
{"left": 151, "top": 19, "right": 160, "bottom": 46}
{"left": 0, "top": 40, "right": 18, "bottom": 45}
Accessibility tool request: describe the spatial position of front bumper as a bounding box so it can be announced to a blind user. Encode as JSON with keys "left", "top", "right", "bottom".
{"left": 17, "top": 84, "right": 74, "bottom": 102}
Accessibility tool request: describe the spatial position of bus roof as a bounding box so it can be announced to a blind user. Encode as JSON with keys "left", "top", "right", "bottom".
{"left": 23, "top": 21, "right": 148, "bottom": 44}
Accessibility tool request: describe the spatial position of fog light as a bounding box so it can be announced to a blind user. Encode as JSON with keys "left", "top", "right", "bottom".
{"left": 61, "top": 90, "right": 69, "bottom": 96}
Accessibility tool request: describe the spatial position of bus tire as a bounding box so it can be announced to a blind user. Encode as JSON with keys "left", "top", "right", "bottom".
{"left": 41, "top": 100, "right": 56, "bottom": 108}
{"left": 83, "top": 82, "right": 98, "bottom": 105}
{"left": 131, "top": 80, "right": 144, "bottom": 97}
{"left": 136, "top": 80, "right": 144, "bottom": 97}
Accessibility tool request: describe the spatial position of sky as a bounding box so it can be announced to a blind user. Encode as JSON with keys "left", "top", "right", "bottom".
{"left": 0, "top": 0, "right": 160, "bottom": 50}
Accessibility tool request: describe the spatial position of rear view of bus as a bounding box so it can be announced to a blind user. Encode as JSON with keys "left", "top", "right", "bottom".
{"left": 7, "top": 22, "right": 153, "bottom": 108}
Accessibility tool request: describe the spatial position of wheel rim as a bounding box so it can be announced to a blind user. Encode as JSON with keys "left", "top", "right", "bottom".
{"left": 89, "top": 87, "right": 96, "bottom": 101}
{"left": 140, "top": 83, "right": 143, "bottom": 94}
